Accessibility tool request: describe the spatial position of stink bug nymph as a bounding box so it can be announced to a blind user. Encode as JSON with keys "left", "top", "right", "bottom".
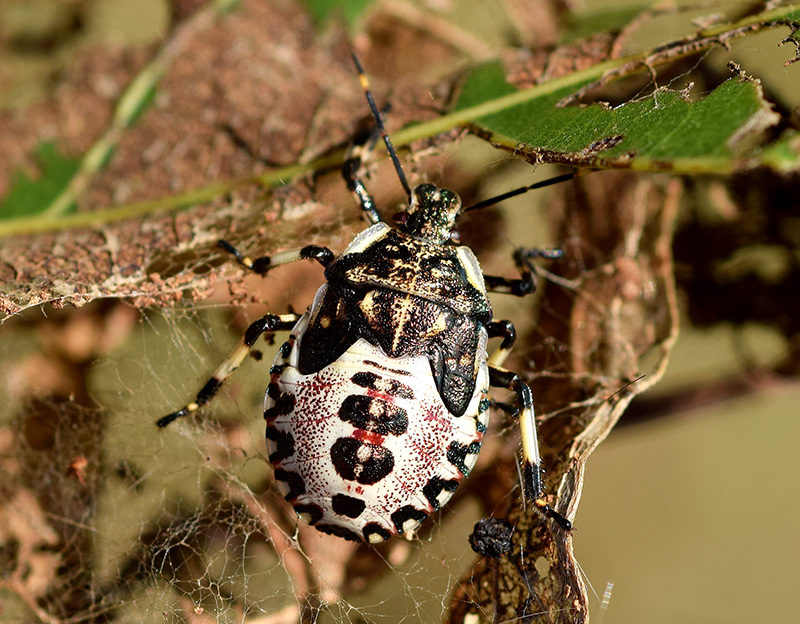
{"left": 158, "top": 54, "right": 573, "bottom": 543}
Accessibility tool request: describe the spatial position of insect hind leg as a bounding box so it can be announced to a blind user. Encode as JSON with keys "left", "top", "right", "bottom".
{"left": 489, "top": 363, "right": 572, "bottom": 532}
{"left": 157, "top": 313, "right": 300, "bottom": 427}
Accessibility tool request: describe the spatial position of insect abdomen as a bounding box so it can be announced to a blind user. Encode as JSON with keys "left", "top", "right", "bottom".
{"left": 265, "top": 313, "right": 490, "bottom": 543}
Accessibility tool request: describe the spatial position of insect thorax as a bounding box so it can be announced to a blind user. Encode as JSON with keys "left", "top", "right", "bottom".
{"left": 296, "top": 223, "right": 492, "bottom": 416}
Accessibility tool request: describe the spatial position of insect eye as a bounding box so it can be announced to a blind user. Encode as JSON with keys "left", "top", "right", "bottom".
{"left": 392, "top": 211, "right": 408, "bottom": 224}
{"left": 449, "top": 229, "right": 461, "bottom": 244}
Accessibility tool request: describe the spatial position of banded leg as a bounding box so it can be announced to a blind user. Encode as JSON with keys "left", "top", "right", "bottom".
{"left": 342, "top": 126, "right": 384, "bottom": 225}
{"left": 487, "top": 319, "right": 517, "bottom": 368}
{"left": 342, "top": 150, "right": 383, "bottom": 225}
{"left": 489, "top": 319, "right": 571, "bottom": 530}
{"left": 217, "top": 240, "right": 335, "bottom": 276}
{"left": 489, "top": 364, "right": 572, "bottom": 531}
{"left": 484, "top": 247, "right": 563, "bottom": 296}
{"left": 157, "top": 313, "right": 300, "bottom": 428}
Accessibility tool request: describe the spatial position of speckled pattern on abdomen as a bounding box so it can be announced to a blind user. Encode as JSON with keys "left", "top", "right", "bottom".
{"left": 265, "top": 314, "right": 490, "bottom": 543}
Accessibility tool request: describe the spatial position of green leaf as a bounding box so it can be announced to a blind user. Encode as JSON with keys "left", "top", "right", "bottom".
{"left": 303, "top": 0, "right": 373, "bottom": 25}
{"left": 0, "top": 142, "right": 80, "bottom": 219}
{"left": 758, "top": 130, "right": 800, "bottom": 172}
{"left": 454, "top": 61, "right": 785, "bottom": 174}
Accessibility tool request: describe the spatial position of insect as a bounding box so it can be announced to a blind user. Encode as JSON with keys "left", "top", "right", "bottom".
{"left": 158, "top": 54, "right": 572, "bottom": 543}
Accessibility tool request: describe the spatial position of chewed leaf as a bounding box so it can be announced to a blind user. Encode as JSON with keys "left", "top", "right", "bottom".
{"left": 0, "top": 142, "right": 80, "bottom": 219}
{"left": 456, "top": 62, "right": 786, "bottom": 174}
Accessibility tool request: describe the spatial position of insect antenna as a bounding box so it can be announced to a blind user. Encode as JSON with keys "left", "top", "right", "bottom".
{"left": 351, "top": 53, "right": 413, "bottom": 200}
{"left": 461, "top": 171, "right": 577, "bottom": 215}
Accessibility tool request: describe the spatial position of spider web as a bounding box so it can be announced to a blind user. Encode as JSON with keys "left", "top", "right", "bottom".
{"left": 0, "top": 306, "right": 485, "bottom": 624}
{"left": 9, "top": 0, "right": 800, "bottom": 620}
{"left": 99, "top": 150, "right": 586, "bottom": 624}
{"left": 0, "top": 142, "right": 677, "bottom": 623}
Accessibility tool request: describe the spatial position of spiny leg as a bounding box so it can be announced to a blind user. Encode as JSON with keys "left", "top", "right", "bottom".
{"left": 157, "top": 313, "right": 300, "bottom": 428}
{"left": 484, "top": 247, "right": 563, "bottom": 296}
{"left": 217, "top": 240, "right": 335, "bottom": 276}
{"left": 488, "top": 358, "right": 572, "bottom": 532}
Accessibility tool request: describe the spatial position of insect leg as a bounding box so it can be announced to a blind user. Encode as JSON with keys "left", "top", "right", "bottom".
{"left": 490, "top": 399, "right": 516, "bottom": 415}
{"left": 217, "top": 240, "right": 335, "bottom": 276}
{"left": 489, "top": 365, "right": 572, "bottom": 531}
{"left": 342, "top": 140, "right": 383, "bottom": 225}
{"left": 488, "top": 323, "right": 572, "bottom": 532}
{"left": 487, "top": 319, "right": 516, "bottom": 367}
{"left": 157, "top": 313, "right": 300, "bottom": 428}
{"left": 483, "top": 247, "right": 563, "bottom": 296}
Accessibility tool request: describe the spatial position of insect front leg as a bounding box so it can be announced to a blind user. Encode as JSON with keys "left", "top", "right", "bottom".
{"left": 341, "top": 111, "right": 397, "bottom": 225}
{"left": 157, "top": 313, "right": 300, "bottom": 427}
{"left": 342, "top": 148, "right": 383, "bottom": 225}
{"left": 487, "top": 319, "right": 572, "bottom": 532}
{"left": 483, "top": 247, "right": 563, "bottom": 296}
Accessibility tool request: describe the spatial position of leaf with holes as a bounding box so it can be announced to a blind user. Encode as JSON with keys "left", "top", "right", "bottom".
{"left": 454, "top": 62, "right": 788, "bottom": 174}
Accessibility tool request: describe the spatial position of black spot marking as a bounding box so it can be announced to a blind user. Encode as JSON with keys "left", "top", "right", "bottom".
{"left": 315, "top": 523, "right": 362, "bottom": 542}
{"left": 266, "top": 382, "right": 280, "bottom": 400}
{"left": 279, "top": 341, "right": 292, "bottom": 358}
{"left": 265, "top": 427, "right": 294, "bottom": 461}
{"left": 475, "top": 419, "right": 487, "bottom": 434}
{"left": 378, "top": 379, "right": 414, "bottom": 400}
{"left": 422, "top": 476, "right": 460, "bottom": 511}
{"left": 350, "top": 371, "right": 414, "bottom": 400}
{"left": 338, "top": 395, "right": 409, "bottom": 435}
{"left": 272, "top": 469, "right": 305, "bottom": 501}
{"left": 293, "top": 503, "right": 323, "bottom": 525}
{"left": 278, "top": 392, "right": 296, "bottom": 412}
{"left": 363, "top": 523, "right": 392, "bottom": 543}
{"left": 390, "top": 506, "right": 428, "bottom": 534}
{"left": 447, "top": 440, "right": 481, "bottom": 476}
{"left": 351, "top": 371, "right": 378, "bottom": 388}
{"left": 270, "top": 364, "right": 285, "bottom": 375}
{"left": 331, "top": 493, "right": 367, "bottom": 518}
{"left": 363, "top": 359, "right": 411, "bottom": 376}
{"left": 331, "top": 438, "right": 394, "bottom": 485}
{"left": 250, "top": 350, "right": 263, "bottom": 361}
{"left": 264, "top": 392, "right": 295, "bottom": 421}
{"left": 478, "top": 398, "right": 491, "bottom": 413}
